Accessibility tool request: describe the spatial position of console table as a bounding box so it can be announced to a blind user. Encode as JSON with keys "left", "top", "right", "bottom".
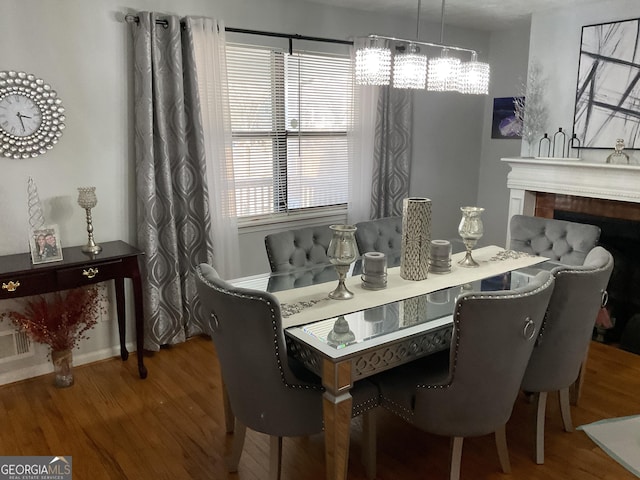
{"left": 0, "top": 240, "right": 147, "bottom": 379}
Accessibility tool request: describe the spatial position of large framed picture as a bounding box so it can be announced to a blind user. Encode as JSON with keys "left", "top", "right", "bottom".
{"left": 30, "top": 225, "right": 63, "bottom": 264}
{"left": 574, "top": 17, "right": 640, "bottom": 149}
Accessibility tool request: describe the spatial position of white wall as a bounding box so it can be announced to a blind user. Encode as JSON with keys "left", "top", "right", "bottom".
{"left": 527, "top": 0, "right": 640, "bottom": 163}
{"left": 477, "top": 21, "right": 531, "bottom": 247}
{"left": 0, "top": 0, "right": 489, "bottom": 383}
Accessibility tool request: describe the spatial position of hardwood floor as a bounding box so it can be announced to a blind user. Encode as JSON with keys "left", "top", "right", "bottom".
{"left": 0, "top": 336, "right": 638, "bottom": 479}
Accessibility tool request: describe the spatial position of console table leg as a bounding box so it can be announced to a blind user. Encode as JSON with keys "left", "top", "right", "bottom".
{"left": 114, "top": 277, "right": 129, "bottom": 361}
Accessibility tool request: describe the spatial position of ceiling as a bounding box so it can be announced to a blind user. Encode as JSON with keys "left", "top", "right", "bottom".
{"left": 307, "top": 0, "right": 602, "bottom": 31}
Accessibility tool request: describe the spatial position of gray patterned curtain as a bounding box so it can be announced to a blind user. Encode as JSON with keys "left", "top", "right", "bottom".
{"left": 131, "top": 12, "right": 214, "bottom": 351}
{"left": 371, "top": 86, "right": 413, "bottom": 218}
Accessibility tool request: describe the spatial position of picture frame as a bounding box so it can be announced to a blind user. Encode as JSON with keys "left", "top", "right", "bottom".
{"left": 30, "top": 225, "right": 64, "bottom": 265}
{"left": 573, "top": 17, "right": 640, "bottom": 149}
{"left": 491, "top": 97, "right": 523, "bottom": 139}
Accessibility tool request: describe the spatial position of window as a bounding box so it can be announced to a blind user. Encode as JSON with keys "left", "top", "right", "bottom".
{"left": 226, "top": 44, "right": 352, "bottom": 218}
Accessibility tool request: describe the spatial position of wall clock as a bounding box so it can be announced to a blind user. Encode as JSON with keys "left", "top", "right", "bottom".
{"left": 0, "top": 71, "right": 66, "bottom": 159}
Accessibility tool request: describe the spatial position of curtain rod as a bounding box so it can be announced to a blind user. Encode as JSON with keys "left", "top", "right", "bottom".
{"left": 123, "top": 14, "right": 353, "bottom": 48}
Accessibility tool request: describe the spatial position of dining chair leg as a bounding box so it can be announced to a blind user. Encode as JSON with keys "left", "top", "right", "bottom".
{"left": 495, "top": 425, "right": 511, "bottom": 473}
{"left": 449, "top": 436, "right": 464, "bottom": 480}
{"left": 558, "top": 387, "right": 574, "bottom": 432}
{"left": 222, "top": 380, "right": 234, "bottom": 433}
{"left": 227, "top": 419, "right": 246, "bottom": 472}
{"left": 570, "top": 346, "right": 590, "bottom": 406}
{"left": 269, "top": 436, "right": 283, "bottom": 480}
{"left": 362, "top": 408, "right": 377, "bottom": 480}
{"left": 534, "top": 391, "right": 548, "bottom": 465}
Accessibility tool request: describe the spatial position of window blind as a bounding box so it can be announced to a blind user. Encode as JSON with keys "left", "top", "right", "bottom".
{"left": 226, "top": 44, "right": 352, "bottom": 218}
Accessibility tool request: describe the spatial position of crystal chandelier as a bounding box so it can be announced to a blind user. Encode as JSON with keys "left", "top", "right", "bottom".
{"left": 355, "top": 37, "right": 392, "bottom": 86}
{"left": 393, "top": 43, "right": 428, "bottom": 89}
{"left": 427, "top": 48, "right": 461, "bottom": 91}
{"left": 354, "top": 0, "right": 490, "bottom": 94}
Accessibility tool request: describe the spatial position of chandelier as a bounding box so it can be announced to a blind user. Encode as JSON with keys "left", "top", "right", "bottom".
{"left": 354, "top": 0, "right": 490, "bottom": 94}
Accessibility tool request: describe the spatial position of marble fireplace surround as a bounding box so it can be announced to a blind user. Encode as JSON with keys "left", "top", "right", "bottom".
{"left": 502, "top": 157, "right": 640, "bottom": 245}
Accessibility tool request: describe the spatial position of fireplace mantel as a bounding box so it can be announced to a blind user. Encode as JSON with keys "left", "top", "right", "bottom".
{"left": 502, "top": 157, "right": 640, "bottom": 244}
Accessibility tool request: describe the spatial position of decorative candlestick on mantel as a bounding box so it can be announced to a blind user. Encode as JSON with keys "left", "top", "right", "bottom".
{"left": 77, "top": 187, "right": 102, "bottom": 254}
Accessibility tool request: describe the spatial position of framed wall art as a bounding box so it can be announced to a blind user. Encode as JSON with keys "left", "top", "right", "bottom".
{"left": 574, "top": 17, "right": 640, "bottom": 149}
{"left": 491, "top": 97, "right": 523, "bottom": 139}
{"left": 30, "top": 225, "right": 63, "bottom": 264}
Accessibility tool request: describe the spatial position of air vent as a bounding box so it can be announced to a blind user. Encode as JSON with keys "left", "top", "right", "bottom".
{"left": 0, "top": 329, "right": 34, "bottom": 363}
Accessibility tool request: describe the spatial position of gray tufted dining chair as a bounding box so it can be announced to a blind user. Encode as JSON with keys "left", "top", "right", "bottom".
{"left": 194, "top": 263, "right": 380, "bottom": 480}
{"left": 354, "top": 216, "right": 403, "bottom": 266}
{"left": 520, "top": 246, "right": 614, "bottom": 464}
{"left": 509, "top": 214, "right": 601, "bottom": 266}
{"left": 264, "top": 224, "right": 334, "bottom": 272}
{"left": 373, "top": 271, "right": 555, "bottom": 480}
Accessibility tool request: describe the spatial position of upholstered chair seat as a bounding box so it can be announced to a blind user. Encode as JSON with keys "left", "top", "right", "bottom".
{"left": 264, "top": 225, "right": 334, "bottom": 272}
{"left": 509, "top": 214, "right": 601, "bottom": 265}
{"left": 521, "top": 246, "right": 614, "bottom": 464}
{"left": 195, "top": 263, "right": 380, "bottom": 480}
{"left": 373, "top": 271, "right": 555, "bottom": 480}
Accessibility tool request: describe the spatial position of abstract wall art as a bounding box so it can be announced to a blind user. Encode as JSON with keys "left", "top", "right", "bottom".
{"left": 574, "top": 17, "right": 640, "bottom": 149}
{"left": 491, "top": 96, "right": 523, "bottom": 139}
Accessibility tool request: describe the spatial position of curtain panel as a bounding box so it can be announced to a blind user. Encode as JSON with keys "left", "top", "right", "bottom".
{"left": 130, "top": 12, "right": 216, "bottom": 350}
{"left": 371, "top": 87, "right": 413, "bottom": 219}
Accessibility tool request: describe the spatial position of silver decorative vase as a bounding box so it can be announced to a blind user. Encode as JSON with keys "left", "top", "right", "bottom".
{"left": 327, "top": 224, "right": 358, "bottom": 300}
{"left": 400, "top": 197, "right": 432, "bottom": 281}
{"left": 458, "top": 206, "right": 484, "bottom": 267}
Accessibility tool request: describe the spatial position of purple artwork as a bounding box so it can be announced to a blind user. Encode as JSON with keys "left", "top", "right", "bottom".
{"left": 491, "top": 97, "right": 523, "bottom": 139}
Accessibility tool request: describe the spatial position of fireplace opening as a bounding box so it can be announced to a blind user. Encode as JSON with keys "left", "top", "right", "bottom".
{"left": 554, "top": 210, "right": 640, "bottom": 353}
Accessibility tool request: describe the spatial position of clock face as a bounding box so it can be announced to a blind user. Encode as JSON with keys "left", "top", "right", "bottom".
{"left": 0, "top": 71, "right": 66, "bottom": 159}
{"left": 0, "top": 94, "right": 42, "bottom": 137}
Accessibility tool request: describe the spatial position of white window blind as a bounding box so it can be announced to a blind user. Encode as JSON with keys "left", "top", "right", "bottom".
{"left": 226, "top": 44, "right": 352, "bottom": 218}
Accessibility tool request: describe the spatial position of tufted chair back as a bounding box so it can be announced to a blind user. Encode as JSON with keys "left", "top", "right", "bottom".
{"left": 195, "top": 263, "right": 381, "bottom": 479}
{"left": 521, "top": 246, "right": 614, "bottom": 464}
{"left": 196, "top": 263, "right": 323, "bottom": 437}
{"left": 509, "top": 215, "right": 601, "bottom": 265}
{"left": 264, "top": 225, "right": 333, "bottom": 272}
{"left": 375, "top": 271, "right": 555, "bottom": 480}
{"left": 355, "top": 216, "right": 403, "bottom": 267}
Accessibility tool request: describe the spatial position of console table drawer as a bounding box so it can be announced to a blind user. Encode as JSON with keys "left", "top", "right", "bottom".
{"left": 0, "top": 272, "right": 56, "bottom": 299}
{"left": 57, "top": 260, "right": 124, "bottom": 288}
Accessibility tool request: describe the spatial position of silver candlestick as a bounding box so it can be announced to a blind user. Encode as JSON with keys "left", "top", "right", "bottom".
{"left": 327, "top": 224, "right": 358, "bottom": 300}
{"left": 457, "top": 206, "right": 484, "bottom": 267}
{"left": 77, "top": 187, "right": 102, "bottom": 254}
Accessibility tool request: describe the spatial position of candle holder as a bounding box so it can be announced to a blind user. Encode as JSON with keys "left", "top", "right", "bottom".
{"left": 327, "top": 224, "right": 358, "bottom": 300}
{"left": 457, "top": 206, "right": 484, "bottom": 268}
{"left": 77, "top": 187, "right": 102, "bottom": 254}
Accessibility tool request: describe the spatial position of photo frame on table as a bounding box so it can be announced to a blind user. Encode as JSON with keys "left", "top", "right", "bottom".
{"left": 491, "top": 97, "right": 523, "bottom": 139}
{"left": 30, "top": 225, "right": 63, "bottom": 265}
{"left": 574, "top": 17, "right": 640, "bottom": 149}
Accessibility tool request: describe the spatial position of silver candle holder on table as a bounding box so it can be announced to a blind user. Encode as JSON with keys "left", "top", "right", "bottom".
{"left": 77, "top": 187, "right": 102, "bottom": 254}
{"left": 327, "top": 224, "right": 358, "bottom": 300}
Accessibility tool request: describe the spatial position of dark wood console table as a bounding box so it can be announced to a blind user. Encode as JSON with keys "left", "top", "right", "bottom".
{"left": 0, "top": 240, "right": 147, "bottom": 379}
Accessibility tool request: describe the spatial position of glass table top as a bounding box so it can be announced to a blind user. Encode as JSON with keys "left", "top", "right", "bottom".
{"left": 231, "top": 258, "right": 559, "bottom": 359}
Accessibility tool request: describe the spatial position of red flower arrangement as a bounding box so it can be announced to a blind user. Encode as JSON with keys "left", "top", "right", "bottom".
{"left": 1, "top": 286, "right": 105, "bottom": 352}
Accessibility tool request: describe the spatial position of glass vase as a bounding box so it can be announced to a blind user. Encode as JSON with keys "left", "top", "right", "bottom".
{"left": 327, "top": 224, "right": 358, "bottom": 300}
{"left": 458, "top": 206, "right": 485, "bottom": 268}
{"left": 51, "top": 349, "right": 74, "bottom": 388}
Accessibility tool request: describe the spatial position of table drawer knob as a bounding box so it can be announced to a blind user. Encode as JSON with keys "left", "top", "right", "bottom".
{"left": 82, "top": 268, "right": 99, "bottom": 279}
{"left": 2, "top": 280, "right": 20, "bottom": 292}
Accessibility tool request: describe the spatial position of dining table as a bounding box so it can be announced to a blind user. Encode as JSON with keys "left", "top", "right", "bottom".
{"left": 230, "top": 245, "right": 551, "bottom": 480}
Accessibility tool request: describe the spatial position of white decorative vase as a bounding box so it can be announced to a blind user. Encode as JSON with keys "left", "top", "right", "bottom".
{"left": 400, "top": 197, "right": 432, "bottom": 281}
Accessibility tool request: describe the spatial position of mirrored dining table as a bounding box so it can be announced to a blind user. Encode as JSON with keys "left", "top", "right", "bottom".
{"left": 230, "top": 245, "right": 553, "bottom": 480}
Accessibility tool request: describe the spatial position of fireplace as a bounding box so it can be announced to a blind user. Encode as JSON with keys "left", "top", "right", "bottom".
{"left": 503, "top": 157, "right": 640, "bottom": 352}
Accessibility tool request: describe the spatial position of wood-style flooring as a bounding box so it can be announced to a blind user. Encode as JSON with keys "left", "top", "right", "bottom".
{"left": 0, "top": 336, "right": 638, "bottom": 479}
